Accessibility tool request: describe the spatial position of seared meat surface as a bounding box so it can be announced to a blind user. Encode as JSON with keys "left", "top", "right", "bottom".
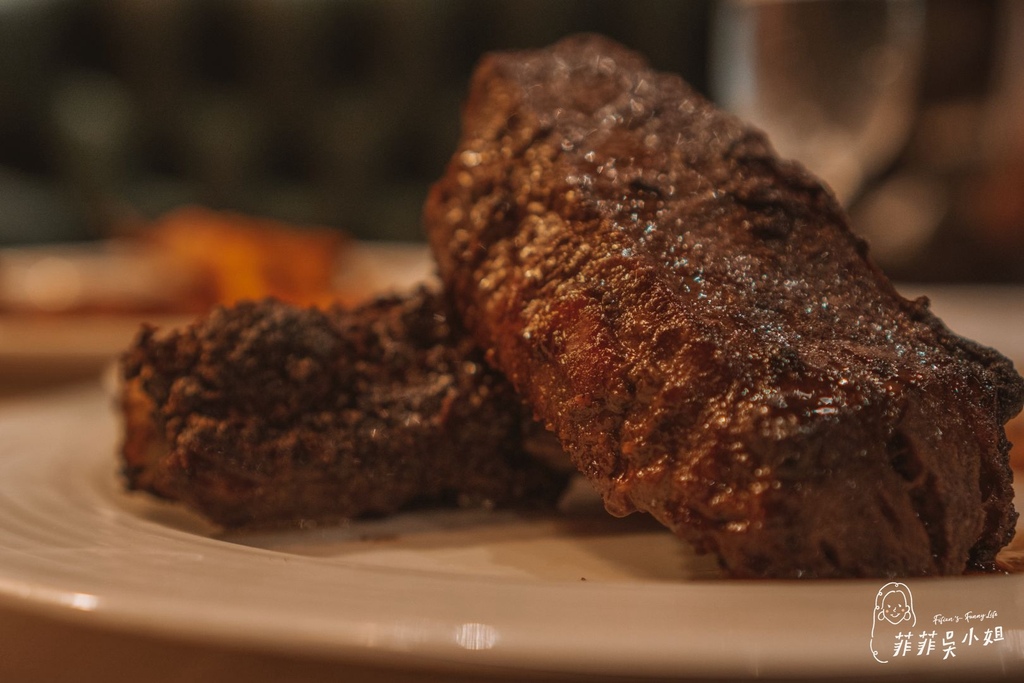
{"left": 424, "top": 35, "right": 1024, "bottom": 578}
{"left": 120, "top": 288, "right": 567, "bottom": 528}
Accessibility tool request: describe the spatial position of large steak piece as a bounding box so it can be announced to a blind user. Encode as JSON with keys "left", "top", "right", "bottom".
{"left": 424, "top": 35, "right": 1024, "bottom": 578}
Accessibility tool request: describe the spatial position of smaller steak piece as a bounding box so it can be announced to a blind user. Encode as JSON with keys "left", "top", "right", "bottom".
{"left": 425, "top": 35, "right": 1024, "bottom": 578}
{"left": 120, "top": 288, "right": 567, "bottom": 528}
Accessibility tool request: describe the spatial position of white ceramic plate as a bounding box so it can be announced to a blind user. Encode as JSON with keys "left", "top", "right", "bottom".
{"left": 0, "top": 395, "right": 1022, "bottom": 678}
{"left": 0, "top": 287, "right": 1022, "bottom": 680}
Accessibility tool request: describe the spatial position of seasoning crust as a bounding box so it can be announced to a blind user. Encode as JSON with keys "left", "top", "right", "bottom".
{"left": 121, "top": 289, "right": 567, "bottom": 528}
{"left": 425, "top": 34, "right": 1024, "bottom": 578}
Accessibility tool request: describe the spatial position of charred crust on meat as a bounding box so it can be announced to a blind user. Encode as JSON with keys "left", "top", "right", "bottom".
{"left": 120, "top": 288, "right": 568, "bottom": 528}
{"left": 424, "top": 34, "right": 1024, "bottom": 578}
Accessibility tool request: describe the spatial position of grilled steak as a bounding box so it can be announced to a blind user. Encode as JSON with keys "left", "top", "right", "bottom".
{"left": 424, "top": 35, "right": 1024, "bottom": 578}
{"left": 120, "top": 288, "right": 567, "bottom": 528}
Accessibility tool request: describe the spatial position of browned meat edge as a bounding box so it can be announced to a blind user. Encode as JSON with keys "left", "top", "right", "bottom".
{"left": 120, "top": 288, "right": 568, "bottom": 528}
{"left": 424, "top": 34, "right": 1024, "bottom": 578}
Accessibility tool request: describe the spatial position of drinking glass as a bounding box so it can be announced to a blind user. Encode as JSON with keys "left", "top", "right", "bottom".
{"left": 711, "top": 0, "right": 926, "bottom": 204}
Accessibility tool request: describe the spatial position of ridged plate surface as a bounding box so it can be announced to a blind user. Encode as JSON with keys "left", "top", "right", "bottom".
{"left": 0, "top": 286, "right": 1021, "bottom": 679}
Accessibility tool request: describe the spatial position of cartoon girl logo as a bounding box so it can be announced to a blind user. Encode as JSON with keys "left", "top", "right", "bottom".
{"left": 870, "top": 581, "right": 916, "bottom": 663}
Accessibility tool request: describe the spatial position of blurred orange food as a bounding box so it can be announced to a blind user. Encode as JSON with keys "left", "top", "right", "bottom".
{"left": 0, "top": 206, "right": 355, "bottom": 317}
{"left": 145, "top": 206, "right": 350, "bottom": 311}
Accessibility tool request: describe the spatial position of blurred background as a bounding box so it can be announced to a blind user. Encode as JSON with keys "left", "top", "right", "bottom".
{"left": 2, "top": 5, "right": 1023, "bottom": 679}
{"left": 0, "top": 0, "right": 1021, "bottom": 284}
